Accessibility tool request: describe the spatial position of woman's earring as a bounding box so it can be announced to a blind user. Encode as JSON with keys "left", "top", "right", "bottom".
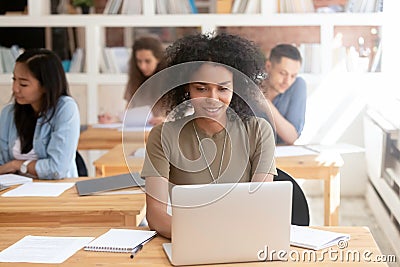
{"left": 184, "top": 92, "right": 190, "bottom": 100}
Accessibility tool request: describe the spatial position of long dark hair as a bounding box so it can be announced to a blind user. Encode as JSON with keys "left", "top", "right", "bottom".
{"left": 125, "top": 36, "right": 166, "bottom": 101}
{"left": 14, "top": 48, "right": 70, "bottom": 153}
{"left": 164, "top": 33, "right": 266, "bottom": 121}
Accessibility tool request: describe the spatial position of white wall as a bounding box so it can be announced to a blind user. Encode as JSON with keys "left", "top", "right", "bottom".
{"left": 297, "top": 72, "right": 383, "bottom": 197}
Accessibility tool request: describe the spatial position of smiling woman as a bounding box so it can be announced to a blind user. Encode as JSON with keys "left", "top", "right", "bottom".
{"left": 139, "top": 33, "right": 277, "bottom": 238}
{"left": 187, "top": 63, "right": 234, "bottom": 135}
{"left": 0, "top": 49, "right": 80, "bottom": 179}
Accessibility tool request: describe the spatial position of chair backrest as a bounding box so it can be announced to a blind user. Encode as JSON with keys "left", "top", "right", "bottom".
{"left": 76, "top": 151, "right": 88, "bottom": 177}
{"left": 274, "top": 168, "right": 310, "bottom": 226}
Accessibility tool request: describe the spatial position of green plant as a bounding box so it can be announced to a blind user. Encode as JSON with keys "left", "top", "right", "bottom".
{"left": 72, "top": 0, "right": 94, "bottom": 7}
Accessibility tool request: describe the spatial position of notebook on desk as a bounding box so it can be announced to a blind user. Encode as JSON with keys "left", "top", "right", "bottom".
{"left": 75, "top": 173, "right": 145, "bottom": 196}
{"left": 163, "top": 181, "right": 293, "bottom": 266}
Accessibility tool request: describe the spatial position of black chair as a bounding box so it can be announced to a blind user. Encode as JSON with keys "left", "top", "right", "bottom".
{"left": 75, "top": 151, "right": 88, "bottom": 177}
{"left": 274, "top": 168, "right": 310, "bottom": 226}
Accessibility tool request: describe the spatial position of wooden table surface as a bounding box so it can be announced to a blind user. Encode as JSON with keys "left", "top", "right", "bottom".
{"left": 93, "top": 143, "right": 145, "bottom": 176}
{"left": 0, "top": 227, "right": 388, "bottom": 266}
{"left": 0, "top": 177, "right": 146, "bottom": 227}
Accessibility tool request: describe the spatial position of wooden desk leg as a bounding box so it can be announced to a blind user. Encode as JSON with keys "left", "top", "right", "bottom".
{"left": 324, "top": 168, "right": 340, "bottom": 226}
{"left": 135, "top": 206, "right": 147, "bottom": 227}
{"left": 94, "top": 166, "right": 102, "bottom": 177}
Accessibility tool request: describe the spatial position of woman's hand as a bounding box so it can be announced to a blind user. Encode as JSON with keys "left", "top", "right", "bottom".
{"left": 98, "top": 112, "right": 117, "bottom": 124}
{"left": 0, "top": 160, "right": 23, "bottom": 174}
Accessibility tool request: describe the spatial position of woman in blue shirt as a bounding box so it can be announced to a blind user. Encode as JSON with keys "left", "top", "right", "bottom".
{"left": 0, "top": 49, "right": 80, "bottom": 179}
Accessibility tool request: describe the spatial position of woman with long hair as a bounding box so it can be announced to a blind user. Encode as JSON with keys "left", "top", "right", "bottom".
{"left": 0, "top": 49, "right": 80, "bottom": 179}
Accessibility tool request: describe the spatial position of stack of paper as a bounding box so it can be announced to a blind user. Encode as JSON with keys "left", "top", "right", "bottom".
{"left": 0, "top": 174, "right": 32, "bottom": 186}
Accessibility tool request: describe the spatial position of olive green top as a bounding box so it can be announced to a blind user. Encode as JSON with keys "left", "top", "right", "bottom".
{"left": 141, "top": 115, "right": 277, "bottom": 185}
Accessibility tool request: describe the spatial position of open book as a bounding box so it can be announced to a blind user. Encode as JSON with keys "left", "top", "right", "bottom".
{"left": 84, "top": 229, "right": 156, "bottom": 253}
{"left": 290, "top": 225, "right": 350, "bottom": 250}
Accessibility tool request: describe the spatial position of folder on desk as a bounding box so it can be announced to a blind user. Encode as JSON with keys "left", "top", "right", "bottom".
{"left": 76, "top": 173, "right": 145, "bottom": 196}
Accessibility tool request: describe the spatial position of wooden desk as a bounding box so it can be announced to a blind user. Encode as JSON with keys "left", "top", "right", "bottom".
{"left": 276, "top": 153, "right": 343, "bottom": 226}
{"left": 94, "top": 144, "right": 344, "bottom": 226}
{"left": 0, "top": 227, "right": 389, "bottom": 266}
{"left": 0, "top": 177, "right": 146, "bottom": 227}
{"left": 93, "top": 143, "right": 145, "bottom": 177}
{"left": 78, "top": 126, "right": 149, "bottom": 150}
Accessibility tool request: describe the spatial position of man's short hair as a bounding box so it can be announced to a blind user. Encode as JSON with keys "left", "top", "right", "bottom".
{"left": 269, "top": 44, "right": 302, "bottom": 64}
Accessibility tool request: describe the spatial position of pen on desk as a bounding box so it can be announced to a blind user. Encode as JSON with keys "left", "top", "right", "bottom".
{"left": 130, "top": 244, "right": 143, "bottom": 259}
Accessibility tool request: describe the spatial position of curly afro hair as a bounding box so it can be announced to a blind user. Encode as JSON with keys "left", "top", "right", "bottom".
{"left": 163, "top": 33, "right": 267, "bottom": 121}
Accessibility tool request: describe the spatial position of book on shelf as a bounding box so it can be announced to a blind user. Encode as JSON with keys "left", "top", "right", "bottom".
{"left": 369, "top": 39, "right": 382, "bottom": 72}
{"left": 101, "top": 47, "right": 131, "bottom": 73}
{"left": 99, "top": 49, "right": 110, "bottom": 74}
{"left": 121, "top": 0, "right": 142, "bottom": 14}
{"left": 0, "top": 46, "right": 19, "bottom": 74}
{"left": 188, "top": 0, "right": 199, "bottom": 13}
{"left": 69, "top": 48, "right": 84, "bottom": 73}
{"left": 155, "top": 0, "right": 168, "bottom": 14}
{"left": 217, "top": 0, "right": 234, "bottom": 13}
{"left": 360, "top": 0, "right": 376, "bottom": 12}
{"left": 10, "top": 44, "right": 23, "bottom": 59}
{"left": 84, "top": 229, "right": 157, "bottom": 253}
{"left": 103, "top": 0, "right": 123, "bottom": 14}
{"left": 168, "top": 0, "right": 192, "bottom": 14}
{"left": 345, "top": 0, "right": 381, "bottom": 13}
{"left": 231, "top": 0, "right": 263, "bottom": 13}
{"left": 298, "top": 43, "right": 321, "bottom": 74}
{"left": 232, "top": 0, "right": 248, "bottom": 13}
{"left": 279, "top": 0, "right": 314, "bottom": 13}
{"left": 156, "top": 0, "right": 189, "bottom": 14}
{"left": 374, "top": 0, "right": 383, "bottom": 12}
{"left": 244, "top": 0, "right": 260, "bottom": 13}
{"left": 103, "top": 0, "right": 113, "bottom": 14}
{"left": 0, "top": 56, "right": 3, "bottom": 74}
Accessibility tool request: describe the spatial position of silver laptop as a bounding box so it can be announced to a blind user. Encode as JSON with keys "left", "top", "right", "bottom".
{"left": 163, "top": 181, "right": 292, "bottom": 266}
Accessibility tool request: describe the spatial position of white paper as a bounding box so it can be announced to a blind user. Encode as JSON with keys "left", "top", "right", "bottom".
{"left": 305, "top": 143, "right": 365, "bottom": 154}
{"left": 123, "top": 105, "right": 152, "bottom": 127}
{"left": 0, "top": 174, "right": 33, "bottom": 186}
{"left": 2, "top": 182, "right": 74, "bottom": 197}
{"left": 129, "top": 147, "right": 146, "bottom": 158}
{"left": 91, "top": 123, "right": 123, "bottom": 129}
{"left": 0, "top": 235, "right": 94, "bottom": 264}
{"left": 275, "top": 146, "right": 318, "bottom": 158}
{"left": 120, "top": 126, "right": 153, "bottom": 132}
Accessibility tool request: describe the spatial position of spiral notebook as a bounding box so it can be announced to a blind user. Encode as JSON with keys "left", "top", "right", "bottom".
{"left": 84, "top": 229, "right": 156, "bottom": 253}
